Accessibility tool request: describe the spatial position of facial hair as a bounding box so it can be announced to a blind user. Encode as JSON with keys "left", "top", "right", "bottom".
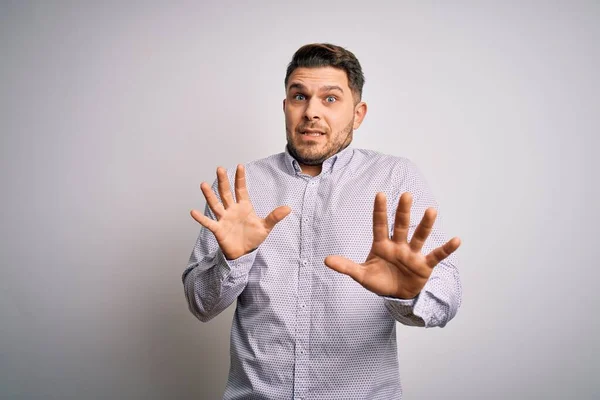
{"left": 286, "top": 118, "right": 354, "bottom": 166}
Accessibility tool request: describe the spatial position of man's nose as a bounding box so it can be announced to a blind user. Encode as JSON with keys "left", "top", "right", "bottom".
{"left": 303, "top": 98, "right": 321, "bottom": 120}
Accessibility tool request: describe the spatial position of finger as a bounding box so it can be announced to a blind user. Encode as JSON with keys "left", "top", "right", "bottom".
{"left": 263, "top": 205, "right": 292, "bottom": 231}
{"left": 190, "top": 209, "right": 219, "bottom": 233}
{"left": 200, "top": 182, "right": 225, "bottom": 219}
{"left": 409, "top": 207, "right": 437, "bottom": 252}
{"left": 372, "top": 192, "right": 389, "bottom": 243}
{"left": 391, "top": 192, "right": 412, "bottom": 244}
{"left": 216, "top": 167, "right": 235, "bottom": 209}
{"left": 234, "top": 164, "right": 249, "bottom": 202}
{"left": 324, "top": 255, "right": 365, "bottom": 284}
{"left": 425, "top": 237, "right": 462, "bottom": 267}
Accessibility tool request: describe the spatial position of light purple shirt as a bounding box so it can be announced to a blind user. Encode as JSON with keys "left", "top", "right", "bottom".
{"left": 183, "top": 145, "right": 462, "bottom": 399}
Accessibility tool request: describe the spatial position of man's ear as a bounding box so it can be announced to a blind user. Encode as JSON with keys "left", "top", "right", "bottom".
{"left": 353, "top": 101, "right": 368, "bottom": 130}
{"left": 282, "top": 99, "right": 286, "bottom": 112}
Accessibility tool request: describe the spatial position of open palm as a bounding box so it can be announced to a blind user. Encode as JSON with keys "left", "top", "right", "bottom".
{"left": 191, "top": 165, "right": 291, "bottom": 260}
{"left": 324, "top": 192, "right": 461, "bottom": 299}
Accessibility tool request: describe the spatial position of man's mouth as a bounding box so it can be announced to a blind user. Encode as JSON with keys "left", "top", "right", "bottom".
{"left": 300, "top": 130, "right": 325, "bottom": 136}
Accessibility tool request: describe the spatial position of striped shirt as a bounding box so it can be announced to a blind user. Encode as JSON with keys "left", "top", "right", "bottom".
{"left": 183, "top": 144, "right": 462, "bottom": 399}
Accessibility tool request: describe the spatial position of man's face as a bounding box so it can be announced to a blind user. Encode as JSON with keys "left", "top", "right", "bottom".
{"left": 283, "top": 67, "right": 367, "bottom": 167}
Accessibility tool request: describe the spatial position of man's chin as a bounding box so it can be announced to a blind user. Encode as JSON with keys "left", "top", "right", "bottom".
{"left": 292, "top": 150, "right": 329, "bottom": 166}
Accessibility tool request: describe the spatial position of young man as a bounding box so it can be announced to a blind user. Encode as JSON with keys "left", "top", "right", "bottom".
{"left": 183, "top": 43, "right": 462, "bottom": 399}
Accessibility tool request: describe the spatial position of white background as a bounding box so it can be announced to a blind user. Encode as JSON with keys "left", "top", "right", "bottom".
{"left": 1, "top": 1, "right": 598, "bottom": 399}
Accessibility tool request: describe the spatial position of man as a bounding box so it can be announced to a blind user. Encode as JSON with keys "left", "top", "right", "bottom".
{"left": 183, "top": 43, "right": 462, "bottom": 399}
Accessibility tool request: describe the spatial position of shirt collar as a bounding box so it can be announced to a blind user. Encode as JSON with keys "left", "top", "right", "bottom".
{"left": 283, "top": 143, "right": 354, "bottom": 176}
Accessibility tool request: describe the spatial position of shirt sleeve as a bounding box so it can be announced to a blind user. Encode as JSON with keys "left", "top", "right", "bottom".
{"left": 182, "top": 177, "right": 258, "bottom": 322}
{"left": 382, "top": 159, "right": 462, "bottom": 328}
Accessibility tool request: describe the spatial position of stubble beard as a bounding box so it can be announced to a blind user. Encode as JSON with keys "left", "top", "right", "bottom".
{"left": 286, "top": 119, "right": 354, "bottom": 166}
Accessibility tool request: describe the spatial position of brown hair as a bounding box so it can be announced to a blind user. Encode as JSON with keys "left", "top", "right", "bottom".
{"left": 284, "top": 43, "right": 365, "bottom": 103}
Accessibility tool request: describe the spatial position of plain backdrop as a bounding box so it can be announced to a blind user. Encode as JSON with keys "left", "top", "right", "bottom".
{"left": 1, "top": 1, "right": 599, "bottom": 399}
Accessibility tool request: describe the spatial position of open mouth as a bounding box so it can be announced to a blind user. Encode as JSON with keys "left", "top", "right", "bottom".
{"left": 300, "top": 130, "right": 325, "bottom": 137}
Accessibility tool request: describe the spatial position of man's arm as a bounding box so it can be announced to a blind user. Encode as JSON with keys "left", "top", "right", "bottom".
{"left": 324, "top": 160, "right": 462, "bottom": 327}
{"left": 182, "top": 165, "right": 290, "bottom": 322}
{"left": 384, "top": 161, "right": 461, "bottom": 327}
{"left": 182, "top": 199, "right": 258, "bottom": 322}
{"left": 383, "top": 161, "right": 461, "bottom": 327}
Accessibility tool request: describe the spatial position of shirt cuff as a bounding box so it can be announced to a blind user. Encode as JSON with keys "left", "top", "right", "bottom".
{"left": 216, "top": 247, "right": 259, "bottom": 280}
{"left": 382, "top": 293, "right": 419, "bottom": 307}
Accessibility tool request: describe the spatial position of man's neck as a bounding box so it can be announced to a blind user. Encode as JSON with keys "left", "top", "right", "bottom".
{"left": 299, "top": 163, "right": 322, "bottom": 177}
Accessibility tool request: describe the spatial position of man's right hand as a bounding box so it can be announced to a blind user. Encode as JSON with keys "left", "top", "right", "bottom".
{"left": 190, "top": 164, "right": 291, "bottom": 260}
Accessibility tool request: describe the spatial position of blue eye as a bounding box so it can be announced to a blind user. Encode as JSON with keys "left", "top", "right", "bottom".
{"left": 326, "top": 96, "right": 336, "bottom": 103}
{"left": 294, "top": 94, "right": 305, "bottom": 101}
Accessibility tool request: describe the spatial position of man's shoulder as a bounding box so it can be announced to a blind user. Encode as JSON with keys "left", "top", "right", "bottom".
{"left": 243, "top": 151, "right": 286, "bottom": 170}
{"left": 351, "top": 147, "right": 417, "bottom": 170}
{"left": 350, "top": 148, "right": 430, "bottom": 195}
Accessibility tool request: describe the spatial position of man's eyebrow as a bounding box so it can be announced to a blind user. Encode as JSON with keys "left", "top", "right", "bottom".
{"left": 320, "top": 85, "right": 344, "bottom": 94}
{"left": 288, "top": 82, "right": 306, "bottom": 91}
{"left": 287, "top": 82, "right": 345, "bottom": 94}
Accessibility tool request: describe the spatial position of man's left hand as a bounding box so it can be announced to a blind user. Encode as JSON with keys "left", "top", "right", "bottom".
{"left": 324, "top": 192, "right": 461, "bottom": 300}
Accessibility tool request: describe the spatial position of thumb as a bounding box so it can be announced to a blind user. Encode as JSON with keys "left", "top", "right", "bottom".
{"left": 324, "top": 256, "right": 364, "bottom": 283}
{"left": 264, "top": 205, "right": 292, "bottom": 230}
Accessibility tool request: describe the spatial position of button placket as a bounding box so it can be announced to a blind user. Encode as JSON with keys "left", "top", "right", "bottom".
{"left": 294, "top": 177, "right": 319, "bottom": 397}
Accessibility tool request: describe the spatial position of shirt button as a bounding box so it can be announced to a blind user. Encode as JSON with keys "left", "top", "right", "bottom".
{"left": 303, "top": 217, "right": 309, "bottom": 223}
{"left": 302, "top": 260, "right": 308, "bottom": 266}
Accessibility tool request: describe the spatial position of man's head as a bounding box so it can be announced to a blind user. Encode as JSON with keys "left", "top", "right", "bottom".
{"left": 283, "top": 43, "right": 367, "bottom": 172}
